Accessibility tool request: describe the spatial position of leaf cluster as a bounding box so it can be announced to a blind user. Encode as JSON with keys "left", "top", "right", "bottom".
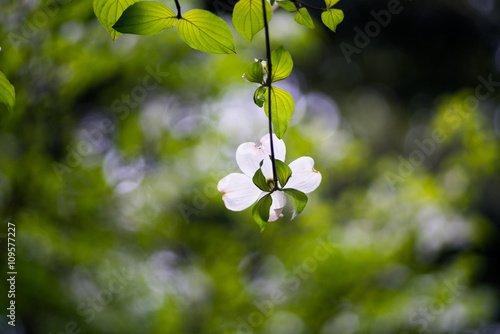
{"left": 244, "top": 47, "right": 294, "bottom": 139}
{"left": 277, "top": 0, "right": 344, "bottom": 31}
{"left": 94, "top": 0, "right": 236, "bottom": 54}
{"left": 252, "top": 159, "right": 308, "bottom": 231}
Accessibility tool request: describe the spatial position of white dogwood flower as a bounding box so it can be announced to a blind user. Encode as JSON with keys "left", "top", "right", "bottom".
{"left": 217, "top": 134, "right": 321, "bottom": 222}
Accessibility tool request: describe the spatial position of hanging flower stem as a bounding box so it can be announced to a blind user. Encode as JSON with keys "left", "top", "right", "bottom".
{"left": 174, "top": 0, "right": 182, "bottom": 18}
{"left": 262, "top": 0, "right": 279, "bottom": 191}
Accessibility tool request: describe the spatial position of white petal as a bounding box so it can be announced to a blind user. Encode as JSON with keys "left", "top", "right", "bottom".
{"left": 217, "top": 173, "right": 263, "bottom": 211}
{"left": 261, "top": 157, "right": 274, "bottom": 181}
{"left": 286, "top": 157, "right": 322, "bottom": 194}
{"left": 268, "top": 191, "right": 287, "bottom": 222}
{"left": 271, "top": 190, "right": 288, "bottom": 209}
{"left": 269, "top": 208, "right": 283, "bottom": 222}
{"left": 236, "top": 142, "right": 267, "bottom": 177}
{"left": 260, "top": 134, "right": 286, "bottom": 162}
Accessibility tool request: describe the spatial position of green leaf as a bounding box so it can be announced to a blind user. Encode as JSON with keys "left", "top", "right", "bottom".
{"left": 276, "top": 0, "right": 297, "bottom": 12}
{"left": 177, "top": 9, "right": 236, "bottom": 54}
{"left": 0, "top": 71, "right": 15, "bottom": 113}
{"left": 94, "top": 0, "right": 140, "bottom": 40}
{"left": 263, "top": 87, "right": 294, "bottom": 139}
{"left": 252, "top": 193, "right": 273, "bottom": 231}
{"left": 269, "top": 47, "right": 293, "bottom": 83}
{"left": 325, "top": 0, "right": 340, "bottom": 8}
{"left": 283, "top": 189, "right": 308, "bottom": 220}
{"left": 321, "top": 9, "right": 344, "bottom": 32}
{"left": 244, "top": 61, "right": 264, "bottom": 84}
{"left": 113, "top": 1, "right": 177, "bottom": 36}
{"left": 254, "top": 86, "right": 266, "bottom": 107}
{"left": 232, "top": 0, "right": 272, "bottom": 41}
{"left": 253, "top": 167, "right": 270, "bottom": 191}
{"left": 295, "top": 7, "right": 315, "bottom": 29}
{"left": 275, "top": 159, "right": 292, "bottom": 187}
